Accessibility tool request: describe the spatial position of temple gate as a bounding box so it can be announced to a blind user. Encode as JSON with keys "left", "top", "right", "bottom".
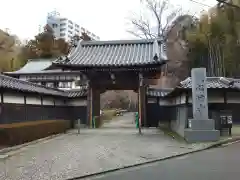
{"left": 50, "top": 39, "right": 168, "bottom": 127}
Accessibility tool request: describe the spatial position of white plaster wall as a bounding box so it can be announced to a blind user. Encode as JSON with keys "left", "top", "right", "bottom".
{"left": 160, "top": 94, "right": 186, "bottom": 106}
{"left": 67, "top": 99, "right": 87, "bottom": 106}
{"left": 147, "top": 98, "right": 157, "bottom": 103}
{"left": 227, "top": 92, "right": 240, "bottom": 103}
{"left": 26, "top": 96, "right": 41, "bottom": 105}
{"left": 55, "top": 99, "right": 65, "bottom": 106}
{"left": 3, "top": 93, "right": 24, "bottom": 104}
{"left": 180, "top": 93, "right": 186, "bottom": 104}
{"left": 208, "top": 93, "right": 224, "bottom": 103}
{"left": 175, "top": 96, "right": 181, "bottom": 105}
{"left": 42, "top": 97, "right": 54, "bottom": 105}
{"left": 159, "top": 99, "right": 172, "bottom": 106}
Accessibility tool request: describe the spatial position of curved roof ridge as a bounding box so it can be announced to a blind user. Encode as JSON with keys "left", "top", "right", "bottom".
{"left": 80, "top": 38, "right": 163, "bottom": 46}
{"left": 53, "top": 38, "right": 168, "bottom": 68}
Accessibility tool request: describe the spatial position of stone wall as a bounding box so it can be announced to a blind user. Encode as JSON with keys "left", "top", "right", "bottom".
{"left": 149, "top": 90, "right": 240, "bottom": 137}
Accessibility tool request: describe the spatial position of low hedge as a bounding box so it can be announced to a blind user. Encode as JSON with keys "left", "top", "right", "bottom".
{"left": 101, "top": 109, "right": 117, "bottom": 121}
{"left": 0, "top": 120, "right": 70, "bottom": 146}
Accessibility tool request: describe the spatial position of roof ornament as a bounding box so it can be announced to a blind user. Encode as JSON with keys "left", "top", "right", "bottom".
{"left": 153, "top": 39, "right": 160, "bottom": 61}
{"left": 220, "top": 77, "right": 235, "bottom": 87}
{"left": 71, "top": 35, "right": 81, "bottom": 48}
{"left": 55, "top": 55, "right": 69, "bottom": 64}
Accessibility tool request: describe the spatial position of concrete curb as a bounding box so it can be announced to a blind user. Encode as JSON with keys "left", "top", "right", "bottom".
{"left": 67, "top": 137, "right": 240, "bottom": 180}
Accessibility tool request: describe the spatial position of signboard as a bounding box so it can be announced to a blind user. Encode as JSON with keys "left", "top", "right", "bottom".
{"left": 220, "top": 110, "right": 233, "bottom": 125}
{"left": 227, "top": 116, "right": 232, "bottom": 124}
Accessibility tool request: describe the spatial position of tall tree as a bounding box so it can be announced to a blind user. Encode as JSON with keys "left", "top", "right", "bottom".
{"left": 25, "top": 25, "right": 70, "bottom": 59}
{"left": 0, "top": 29, "right": 18, "bottom": 72}
{"left": 128, "top": 0, "right": 182, "bottom": 39}
{"left": 186, "top": 1, "right": 240, "bottom": 77}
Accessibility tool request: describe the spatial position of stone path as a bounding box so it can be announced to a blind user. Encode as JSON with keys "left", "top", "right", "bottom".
{"left": 232, "top": 125, "right": 240, "bottom": 136}
{"left": 102, "top": 112, "right": 135, "bottom": 128}
{"left": 0, "top": 113, "right": 209, "bottom": 180}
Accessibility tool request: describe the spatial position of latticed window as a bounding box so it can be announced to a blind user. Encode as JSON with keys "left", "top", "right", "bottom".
{"left": 46, "top": 82, "right": 54, "bottom": 88}
{"left": 59, "top": 82, "right": 72, "bottom": 88}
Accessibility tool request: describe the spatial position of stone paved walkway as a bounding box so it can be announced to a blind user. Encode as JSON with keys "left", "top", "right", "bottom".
{"left": 0, "top": 113, "right": 208, "bottom": 180}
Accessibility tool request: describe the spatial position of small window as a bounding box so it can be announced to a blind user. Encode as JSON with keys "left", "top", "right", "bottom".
{"left": 52, "top": 23, "right": 58, "bottom": 28}
{"left": 59, "top": 82, "right": 72, "bottom": 88}
{"left": 46, "top": 83, "right": 54, "bottom": 88}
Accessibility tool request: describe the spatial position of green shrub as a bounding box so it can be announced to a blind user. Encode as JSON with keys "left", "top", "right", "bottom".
{"left": 0, "top": 120, "right": 70, "bottom": 146}
{"left": 94, "top": 116, "right": 102, "bottom": 128}
{"left": 101, "top": 109, "right": 117, "bottom": 121}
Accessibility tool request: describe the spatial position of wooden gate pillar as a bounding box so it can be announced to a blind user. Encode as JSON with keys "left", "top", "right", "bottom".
{"left": 138, "top": 73, "right": 147, "bottom": 127}
{"left": 87, "top": 81, "right": 92, "bottom": 127}
{"left": 87, "top": 82, "right": 100, "bottom": 128}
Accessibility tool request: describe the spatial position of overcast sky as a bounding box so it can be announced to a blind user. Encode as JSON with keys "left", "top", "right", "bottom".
{"left": 0, "top": 0, "right": 217, "bottom": 41}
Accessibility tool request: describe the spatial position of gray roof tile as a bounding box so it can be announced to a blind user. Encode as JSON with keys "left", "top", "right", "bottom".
{"left": 0, "top": 74, "right": 64, "bottom": 96}
{"left": 54, "top": 39, "right": 168, "bottom": 67}
{"left": 0, "top": 74, "right": 87, "bottom": 98}
{"left": 65, "top": 88, "right": 87, "bottom": 98}
{"left": 147, "top": 88, "right": 173, "bottom": 97}
{"left": 5, "top": 59, "right": 54, "bottom": 74}
{"left": 151, "top": 77, "right": 240, "bottom": 98}
{"left": 179, "top": 77, "right": 231, "bottom": 89}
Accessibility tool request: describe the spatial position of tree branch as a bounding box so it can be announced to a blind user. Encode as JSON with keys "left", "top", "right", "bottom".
{"left": 127, "top": 0, "right": 182, "bottom": 39}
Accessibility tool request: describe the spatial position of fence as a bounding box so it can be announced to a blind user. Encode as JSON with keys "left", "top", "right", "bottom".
{"left": 0, "top": 90, "right": 87, "bottom": 126}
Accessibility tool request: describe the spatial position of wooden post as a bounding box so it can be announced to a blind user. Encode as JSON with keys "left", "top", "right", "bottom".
{"left": 0, "top": 91, "right": 3, "bottom": 122}
{"left": 138, "top": 73, "right": 147, "bottom": 131}
{"left": 24, "top": 95, "right": 27, "bottom": 121}
{"left": 87, "top": 81, "right": 100, "bottom": 129}
{"left": 92, "top": 89, "right": 100, "bottom": 128}
{"left": 87, "top": 81, "right": 92, "bottom": 128}
{"left": 77, "top": 118, "right": 81, "bottom": 134}
{"left": 138, "top": 73, "right": 143, "bottom": 134}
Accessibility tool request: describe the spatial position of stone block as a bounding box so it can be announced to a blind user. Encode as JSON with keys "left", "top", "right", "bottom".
{"left": 188, "top": 119, "right": 215, "bottom": 130}
{"left": 184, "top": 129, "right": 220, "bottom": 143}
{"left": 191, "top": 68, "right": 208, "bottom": 120}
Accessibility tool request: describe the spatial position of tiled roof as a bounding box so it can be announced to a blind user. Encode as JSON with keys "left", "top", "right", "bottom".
{"left": 163, "top": 77, "right": 240, "bottom": 97}
{"left": 0, "top": 74, "right": 86, "bottom": 98}
{"left": 54, "top": 39, "right": 168, "bottom": 67}
{"left": 65, "top": 88, "right": 87, "bottom": 98}
{"left": 5, "top": 59, "right": 54, "bottom": 74}
{"left": 179, "top": 77, "right": 233, "bottom": 89}
{"left": 0, "top": 74, "right": 65, "bottom": 96}
{"left": 147, "top": 88, "right": 173, "bottom": 97}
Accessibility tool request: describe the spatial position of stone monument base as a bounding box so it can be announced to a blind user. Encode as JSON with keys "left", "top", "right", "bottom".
{"left": 184, "top": 129, "right": 220, "bottom": 143}
{"left": 189, "top": 119, "right": 215, "bottom": 130}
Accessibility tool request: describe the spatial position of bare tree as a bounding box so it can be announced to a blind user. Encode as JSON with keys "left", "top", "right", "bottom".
{"left": 128, "top": 0, "right": 182, "bottom": 39}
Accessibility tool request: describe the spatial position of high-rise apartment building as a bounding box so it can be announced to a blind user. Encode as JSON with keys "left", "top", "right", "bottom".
{"left": 46, "top": 11, "right": 100, "bottom": 42}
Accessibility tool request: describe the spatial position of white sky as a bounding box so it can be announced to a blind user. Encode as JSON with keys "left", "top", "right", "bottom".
{"left": 0, "top": 0, "right": 217, "bottom": 41}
